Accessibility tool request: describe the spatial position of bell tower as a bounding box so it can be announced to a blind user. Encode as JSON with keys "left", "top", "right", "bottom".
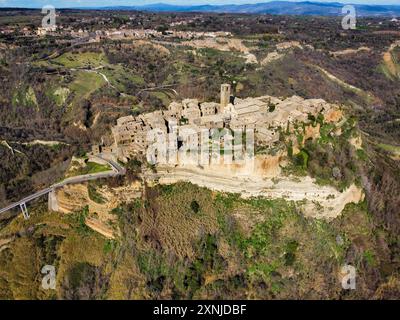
{"left": 220, "top": 83, "right": 231, "bottom": 112}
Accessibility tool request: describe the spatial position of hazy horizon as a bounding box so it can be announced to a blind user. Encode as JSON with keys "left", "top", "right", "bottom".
{"left": 1, "top": 0, "right": 400, "bottom": 9}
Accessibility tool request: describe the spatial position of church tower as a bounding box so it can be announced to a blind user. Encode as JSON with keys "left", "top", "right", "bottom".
{"left": 220, "top": 83, "right": 231, "bottom": 112}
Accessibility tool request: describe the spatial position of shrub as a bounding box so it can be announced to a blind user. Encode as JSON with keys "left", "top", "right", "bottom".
{"left": 295, "top": 150, "right": 309, "bottom": 169}
{"left": 190, "top": 200, "right": 200, "bottom": 214}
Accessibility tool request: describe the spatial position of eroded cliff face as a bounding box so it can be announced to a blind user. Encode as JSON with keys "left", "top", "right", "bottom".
{"left": 149, "top": 105, "right": 364, "bottom": 220}
{"left": 155, "top": 165, "right": 364, "bottom": 220}
{"left": 54, "top": 181, "right": 142, "bottom": 238}
{"left": 172, "top": 152, "right": 285, "bottom": 178}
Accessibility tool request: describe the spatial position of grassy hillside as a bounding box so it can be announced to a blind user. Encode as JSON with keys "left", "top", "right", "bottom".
{"left": 0, "top": 177, "right": 398, "bottom": 300}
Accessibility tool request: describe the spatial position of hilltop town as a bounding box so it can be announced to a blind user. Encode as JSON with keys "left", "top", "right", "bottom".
{"left": 85, "top": 84, "right": 362, "bottom": 222}
{"left": 0, "top": 8, "right": 399, "bottom": 300}
{"left": 110, "top": 84, "right": 341, "bottom": 160}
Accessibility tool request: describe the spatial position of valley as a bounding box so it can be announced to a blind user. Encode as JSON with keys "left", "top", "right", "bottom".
{"left": 0, "top": 7, "right": 399, "bottom": 300}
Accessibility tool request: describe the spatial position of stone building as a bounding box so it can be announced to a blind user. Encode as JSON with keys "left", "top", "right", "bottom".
{"left": 220, "top": 83, "right": 231, "bottom": 112}
{"left": 109, "top": 84, "right": 337, "bottom": 162}
{"left": 200, "top": 102, "right": 219, "bottom": 117}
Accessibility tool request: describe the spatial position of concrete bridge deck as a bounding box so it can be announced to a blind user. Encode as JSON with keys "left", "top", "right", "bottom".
{"left": 0, "top": 154, "right": 125, "bottom": 219}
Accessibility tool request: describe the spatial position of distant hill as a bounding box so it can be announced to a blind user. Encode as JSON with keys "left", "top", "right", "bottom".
{"left": 98, "top": 1, "right": 400, "bottom": 17}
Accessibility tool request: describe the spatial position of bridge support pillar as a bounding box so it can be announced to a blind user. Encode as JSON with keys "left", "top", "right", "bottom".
{"left": 48, "top": 189, "right": 59, "bottom": 212}
{"left": 20, "top": 202, "right": 30, "bottom": 220}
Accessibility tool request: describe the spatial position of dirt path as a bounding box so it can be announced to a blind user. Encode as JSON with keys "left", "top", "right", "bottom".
{"left": 383, "top": 41, "right": 400, "bottom": 78}
{"left": 330, "top": 46, "right": 371, "bottom": 57}
{"left": 383, "top": 51, "right": 396, "bottom": 75}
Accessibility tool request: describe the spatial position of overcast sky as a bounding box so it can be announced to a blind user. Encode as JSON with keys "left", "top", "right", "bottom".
{"left": 0, "top": 0, "right": 398, "bottom": 8}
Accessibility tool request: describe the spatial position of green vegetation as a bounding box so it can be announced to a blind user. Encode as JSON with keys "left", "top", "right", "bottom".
{"left": 377, "top": 143, "right": 400, "bottom": 156}
{"left": 268, "top": 103, "right": 276, "bottom": 112}
{"left": 363, "top": 250, "right": 377, "bottom": 267}
{"left": 12, "top": 86, "right": 39, "bottom": 110}
{"left": 51, "top": 87, "right": 70, "bottom": 107}
{"left": 101, "top": 65, "right": 145, "bottom": 91}
{"left": 0, "top": 178, "right": 395, "bottom": 300}
{"left": 356, "top": 149, "right": 369, "bottom": 161}
{"left": 0, "top": 205, "right": 109, "bottom": 299}
{"left": 150, "top": 91, "right": 171, "bottom": 107}
{"left": 294, "top": 149, "right": 309, "bottom": 170}
{"left": 88, "top": 183, "right": 106, "bottom": 204}
{"left": 103, "top": 239, "right": 118, "bottom": 254}
{"left": 70, "top": 206, "right": 93, "bottom": 236}
{"left": 319, "top": 123, "right": 335, "bottom": 144}
{"left": 53, "top": 51, "right": 108, "bottom": 69}
{"left": 284, "top": 240, "right": 299, "bottom": 266}
{"left": 283, "top": 117, "right": 362, "bottom": 191}
{"left": 81, "top": 162, "right": 111, "bottom": 174}
{"left": 67, "top": 161, "right": 111, "bottom": 178}
{"left": 68, "top": 71, "right": 106, "bottom": 106}
{"left": 190, "top": 200, "right": 200, "bottom": 214}
{"left": 380, "top": 47, "right": 400, "bottom": 80}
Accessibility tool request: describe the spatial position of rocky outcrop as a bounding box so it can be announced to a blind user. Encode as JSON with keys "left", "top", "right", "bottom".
{"left": 154, "top": 164, "right": 364, "bottom": 220}
{"left": 53, "top": 181, "right": 142, "bottom": 238}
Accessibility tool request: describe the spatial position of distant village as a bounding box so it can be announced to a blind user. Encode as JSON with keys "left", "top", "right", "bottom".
{"left": 1, "top": 13, "right": 232, "bottom": 41}
{"left": 1, "top": 10, "right": 398, "bottom": 41}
